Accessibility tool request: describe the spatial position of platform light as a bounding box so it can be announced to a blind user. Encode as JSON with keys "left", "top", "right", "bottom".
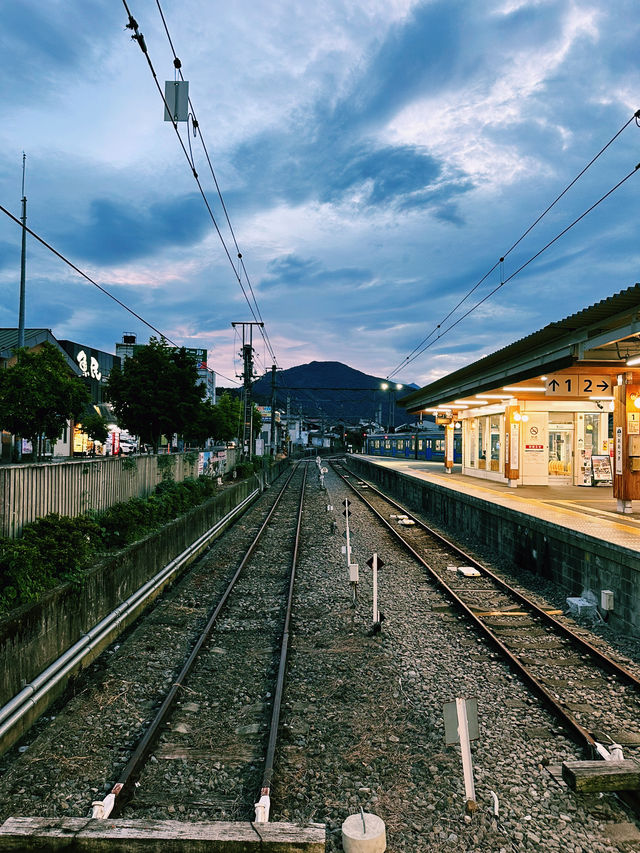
{"left": 469, "top": 400, "right": 489, "bottom": 405}
{"left": 588, "top": 396, "right": 614, "bottom": 400}
{"left": 475, "top": 394, "right": 509, "bottom": 399}
{"left": 626, "top": 356, "right": 640, "bottom": 367}
{"left": 502, "top": 386, "right": 546, "bottom": 392}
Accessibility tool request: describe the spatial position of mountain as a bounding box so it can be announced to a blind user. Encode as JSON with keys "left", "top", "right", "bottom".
{"left": 249, "top": 361, "right": 420, "bottom": 426}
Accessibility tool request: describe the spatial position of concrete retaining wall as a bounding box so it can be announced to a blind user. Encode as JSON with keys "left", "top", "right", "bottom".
{"left": 0, "top": 460, "right": 289, "bottom": 751}
{"left": 347, "top": 457, "right": 640, "bottom": 637}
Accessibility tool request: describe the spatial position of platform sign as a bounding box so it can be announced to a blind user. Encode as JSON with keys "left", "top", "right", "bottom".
{"left": 616, "top": 426, "right": 623, "bottom": 475}
{"left": 545, "top": 374, "right": 612, "bottom": 398}
{"left": 627, "top": 412, "right": 640, "bottom": 435}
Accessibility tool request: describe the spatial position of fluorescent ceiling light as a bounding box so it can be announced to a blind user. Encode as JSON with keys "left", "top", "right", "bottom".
{"left": 475, "top": 394, "right": 508, "bottom": 399}
{"left": 470, "top": 400, "right": 489, "bottom": 405}
{"left": 502, "top": 386, "right": 546, "bottom": 392}
{"left": 627, "top": 356, "right": 640, "bottom": 366}
{"left": 589, "top": 396, "right": 614, "bottom": 401}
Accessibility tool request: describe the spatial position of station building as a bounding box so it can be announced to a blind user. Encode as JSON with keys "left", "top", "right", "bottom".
{"left": 401, "top": 284, "right": 640, "bottom": 511}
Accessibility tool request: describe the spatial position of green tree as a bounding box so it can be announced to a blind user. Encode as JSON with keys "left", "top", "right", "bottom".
{"left": 105, "top": 338, "right": 206, "bottom": 453}
{"left": 80, "top": 410, "right": 109, "bottom": 454}
{"left": 209, "top": 392, "right": 242, "bottom": 443}
{"left": 0, "top": 343, "right": 90, "bottom": 460}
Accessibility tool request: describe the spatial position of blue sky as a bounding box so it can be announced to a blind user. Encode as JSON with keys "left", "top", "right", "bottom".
{"left": 0, "top": 0, "right": 638, "bottom": 388}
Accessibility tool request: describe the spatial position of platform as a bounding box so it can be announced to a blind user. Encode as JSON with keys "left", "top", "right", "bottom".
{"left": 358, "top": 455, "right": 640, "bottom": 554}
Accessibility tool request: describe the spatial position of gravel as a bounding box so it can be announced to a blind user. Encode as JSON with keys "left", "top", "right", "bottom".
{"left": 0, "top": 460, "right": 639, "bottom": 852}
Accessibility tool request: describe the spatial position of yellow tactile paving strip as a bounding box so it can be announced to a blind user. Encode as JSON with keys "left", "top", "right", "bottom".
{"left": 359, "top": 457, "right": 640, "bottom": 552}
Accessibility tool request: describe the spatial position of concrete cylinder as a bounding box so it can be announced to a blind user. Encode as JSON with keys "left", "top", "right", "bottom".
{"left": 341, "top": 812, "right": 386, "bottom": 853}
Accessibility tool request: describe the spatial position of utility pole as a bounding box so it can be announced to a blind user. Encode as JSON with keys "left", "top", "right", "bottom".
{"left": 231, "top": 322, "right": 263, "bottom": 460}
{"left": 270, "top": 364, "right": 277, "bottom": 457}
{"left": 286, "top": 395, "right": 291, "bottom": 456}
{"left": 18, "top": 153, "right": 27, "bottom": 348}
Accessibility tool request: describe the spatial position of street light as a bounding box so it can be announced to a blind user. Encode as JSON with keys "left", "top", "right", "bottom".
{"left": 380, "top": 382, "right": 403, "bottom": 431}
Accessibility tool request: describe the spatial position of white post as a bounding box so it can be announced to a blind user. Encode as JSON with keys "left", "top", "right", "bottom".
{"left": 345, "top": 509, "right": 351, "bottom": 568}
{"left": 456, "top": 697, "right": 476, "bottom": 807}
{"left": 372, "top": 552, "right": 378, "bottom": 625}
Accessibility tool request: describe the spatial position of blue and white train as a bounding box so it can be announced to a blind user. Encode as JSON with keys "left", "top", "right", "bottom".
{"left": 364, "top": 427, "right": 462, "bottom": 463}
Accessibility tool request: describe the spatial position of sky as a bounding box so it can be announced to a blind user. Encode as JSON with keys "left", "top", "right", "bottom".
{"left": 0, "top": 0, "right": 638, "bottom": 389}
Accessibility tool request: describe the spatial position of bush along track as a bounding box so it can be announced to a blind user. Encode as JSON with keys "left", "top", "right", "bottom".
{"left": 0, "top": 465, "right": 265, "bottom": 616}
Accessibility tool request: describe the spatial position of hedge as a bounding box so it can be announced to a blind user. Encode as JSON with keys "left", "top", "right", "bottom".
{"left": 0, "top": 475, "right": 222, "bottom": 615}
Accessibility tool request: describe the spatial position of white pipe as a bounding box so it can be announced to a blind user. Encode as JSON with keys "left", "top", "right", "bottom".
{"left": 91, "top": 792, "right": 115, "bottom": 819}
{"left": 490, "top": 790, "right": 499, "bottom": 816}
{"left": 0, "top": 489, "right": 259, "bottom": 742}
{"left": 254, "top": 793, "right": 270, "bottom": 823}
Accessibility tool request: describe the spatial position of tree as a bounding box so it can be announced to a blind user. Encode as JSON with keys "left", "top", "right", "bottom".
{"left": 198, "top": 392, "right": 242, "bottom": 444}
{"left": 0, "top": 342, "right": 90, "bottom": 460}
{"left": 105, "top": 338, "right": 206, "bottom": 453}
{"left": 80, "top": 411, "right": 109, "bottom": 454}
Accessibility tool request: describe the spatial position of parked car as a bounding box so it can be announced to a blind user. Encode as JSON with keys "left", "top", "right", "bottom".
{"left": 119, "top": 441, "right": 137, "bottom": 455}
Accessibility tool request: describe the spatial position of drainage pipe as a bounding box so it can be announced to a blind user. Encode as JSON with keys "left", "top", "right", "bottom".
{"left": 0, "top": 488, "right": 259, "bottom": 743}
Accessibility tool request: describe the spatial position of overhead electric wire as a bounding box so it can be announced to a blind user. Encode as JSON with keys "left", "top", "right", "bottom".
{"left": 126, "top": 0, "right": 278, "bottom": 368}
{"left": 395, "top": 160, "right": 640, "bottom": 373}
{"left": 387, "top": 109, "right": 640, "bottom": 380}
{"left": 154, "top": 0, "right": 265, "bottom": 320}
{"left": 0, "top": 203, "right": 172, "bottom": 345}
{"left": 0, "top": 202, "right": 241, "bottom": 386}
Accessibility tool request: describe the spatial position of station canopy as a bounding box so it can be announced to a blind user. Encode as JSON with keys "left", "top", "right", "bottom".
{"left": 401, "top": 283, "right": 640, "bottom": 415}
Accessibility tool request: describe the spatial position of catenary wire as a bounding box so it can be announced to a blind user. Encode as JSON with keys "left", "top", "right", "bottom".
{"left": 395, "top": 161, "right": 640, "bottom": 373}
{"left": 154, "top": 0, "right": 278, "bottom": 367}
{"left": 387, "top": 109, "right": 640, "bottom": 380}
{"left": 0, "top": 203, "right": 240, "bottom": 387}
{"left": 121, "top": 4, "right": 266, "bottom": 337}
{"left": 126, "top": 0, "right": 278, "bottom": 368}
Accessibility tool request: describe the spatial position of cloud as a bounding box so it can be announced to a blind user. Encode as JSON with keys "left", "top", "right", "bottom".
{"left": 51, "top": 193, "right": 210, "bottom": 265}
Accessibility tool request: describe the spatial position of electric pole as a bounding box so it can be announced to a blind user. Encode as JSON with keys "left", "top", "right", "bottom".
{"left": 231, "top": 321, "right": 263, "bottom": 460}
{"left": 270, "top": 364, "right": 277, "bottom": 457}
{"left": 18, "top": 153, "right": 27, "bottom": 348}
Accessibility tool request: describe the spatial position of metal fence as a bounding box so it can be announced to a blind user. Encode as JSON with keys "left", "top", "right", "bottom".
{"left": 0, "top": 451, "right": 235, "bottom": 539}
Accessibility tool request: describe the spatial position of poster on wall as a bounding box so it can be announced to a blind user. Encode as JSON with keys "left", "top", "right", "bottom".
{"left": 591, "top": 455, "right": 612, "bottom": 485}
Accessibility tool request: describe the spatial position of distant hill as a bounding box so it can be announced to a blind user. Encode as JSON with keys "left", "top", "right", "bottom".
{"left": 248, "top": 360, "right": 420, "bottom": 426}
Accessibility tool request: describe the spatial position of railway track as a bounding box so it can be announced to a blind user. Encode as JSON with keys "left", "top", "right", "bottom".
{"left": 334, "top": 461, "right": 640, "bottom": 778}
{"left": 0, "top": 461, "right": 324, "bottom": 849}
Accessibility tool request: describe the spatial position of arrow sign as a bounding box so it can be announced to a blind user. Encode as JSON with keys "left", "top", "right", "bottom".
{"left": 366, "top": 556, "right": 385, "bottom": 570}
{"left": 597, "top": 380, "right": 610, "bottom": 392}
{"left": 549, "top": 379, "right": 559, "bottom": 391}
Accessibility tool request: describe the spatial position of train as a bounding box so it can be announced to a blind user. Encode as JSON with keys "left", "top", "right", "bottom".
{"left": 364, "top": 427, "right": 462, "bottom": 463}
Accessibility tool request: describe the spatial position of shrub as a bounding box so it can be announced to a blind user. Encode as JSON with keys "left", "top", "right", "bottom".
{"left": 0, "top": 474, "right": 221, "bottom": 615}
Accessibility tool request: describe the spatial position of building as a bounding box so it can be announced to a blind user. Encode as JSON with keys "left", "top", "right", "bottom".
{"left": 0, "top": 329, "right": 84, "bottom": 459}
{"left": 115, "top": 334, "right": 216, "bottom": 403}
{"left": 401, "top": 284, "right": 640, "bottom": 511}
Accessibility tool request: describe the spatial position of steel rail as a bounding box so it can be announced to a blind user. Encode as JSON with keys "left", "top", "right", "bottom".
{"left": 92, "top": 464, "right": 300, "bottom": 819}
{"left": 255, "top": 463, "right": 308, "bottom": 822}
{"left": 331, "top": 462, "right": 637, "bottom": 753}
{"left": 0, "top": 486, "right": 260, "bottom": 748}
{"left": 339, "top": 464, "right": 640, "bottom": 690}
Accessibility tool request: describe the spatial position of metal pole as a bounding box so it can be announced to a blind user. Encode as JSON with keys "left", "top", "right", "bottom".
{"left": 372, "top": 552, "right": 378, "bottom": 626}
{"left": 270, "top": 364, "right": 276, "bottom": 456}
{"left": 18, "top": 154, "right": 27, "bottom": 349}
{"left": 456, "top": 697, "right": 476, "bottom": 807}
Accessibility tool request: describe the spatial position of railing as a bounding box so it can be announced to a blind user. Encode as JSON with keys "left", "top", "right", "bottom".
{"left": 0, "top": 450, "right": 234, "bottom": 539}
